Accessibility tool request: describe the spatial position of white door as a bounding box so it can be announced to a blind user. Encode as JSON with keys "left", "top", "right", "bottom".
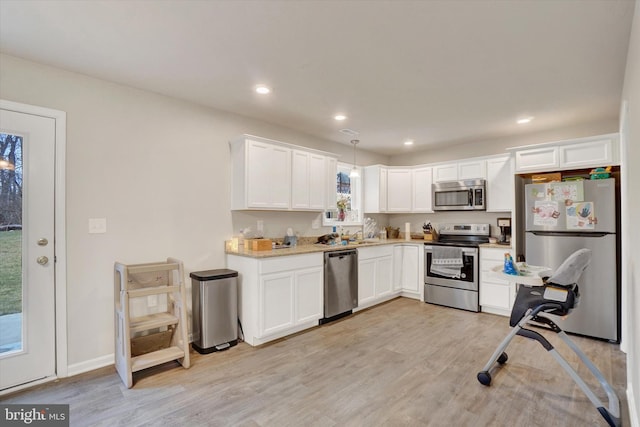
{"left": 0, "top": 109, "right": 56, "bottom": 391}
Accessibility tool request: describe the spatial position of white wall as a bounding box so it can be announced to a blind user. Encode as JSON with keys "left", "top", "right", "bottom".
{"left": 0, "top": 53, "right": 387, "bottom": 368}
{"left": 620, "top": 1, "right": 640, "bottom": 424}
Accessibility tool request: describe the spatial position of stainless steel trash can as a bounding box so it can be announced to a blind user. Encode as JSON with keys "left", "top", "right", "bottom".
{"left": 190, "top": 269, "right": 238, "bottom": 354}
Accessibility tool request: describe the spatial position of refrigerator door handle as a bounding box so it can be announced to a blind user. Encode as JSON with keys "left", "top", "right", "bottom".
{"left": 530, "top": 231, "right": 611, "bottom": 238}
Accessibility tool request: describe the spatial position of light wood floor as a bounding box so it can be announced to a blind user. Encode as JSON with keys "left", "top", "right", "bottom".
{"left": 2, "top": 297, "right": 629, "bottom": 426}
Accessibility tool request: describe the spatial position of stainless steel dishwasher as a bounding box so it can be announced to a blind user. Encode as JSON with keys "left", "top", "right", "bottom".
{"left": 322, "top": 249, "right": 358, "bottom": 323}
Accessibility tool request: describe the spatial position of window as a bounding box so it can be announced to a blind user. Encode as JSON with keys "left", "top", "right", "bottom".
{"left": 323, "top": 162, "right": 362, "bottom": 226}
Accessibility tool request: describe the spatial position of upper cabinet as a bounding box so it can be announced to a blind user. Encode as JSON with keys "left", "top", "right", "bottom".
{"left": 433, "top": 159, "right": 486, "bottom": 182}
{"left": 365, "top": 165, "right": 434, "bottom": 213}
{"left": 230, "top": 135, "right": 337, "bottom": 211}
{"left": 433, "top": 163, "right": 458, "bottom": 182}
{"left": 291, "top": 150, "right": 326, "bottom": 210}
{"left": 386, "top": 168, "right": 413, "bottom": 212}
{"left": 234, "top": 138, "right": 291, "bottom": 210}
{"left": 512, "top": 133, "right": 619, "bottom": 173}
{"left": 364, "top": 165, "right": 388, "bottom": 213}
{"left": 412, "top": 166, "right": 433, "bottom": 213}
{"left": 325, "top": 157, "right": 338, "bottom": 210}
{"left": 485, "top": 155, "right": 513, "bottom": 212}
{"left": 458, "top": 159, "right": 487, "bottom": 180}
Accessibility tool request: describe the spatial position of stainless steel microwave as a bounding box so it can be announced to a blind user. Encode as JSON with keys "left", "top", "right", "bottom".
{"left": 432, "top": 179, "right": 486, "bottom": 211}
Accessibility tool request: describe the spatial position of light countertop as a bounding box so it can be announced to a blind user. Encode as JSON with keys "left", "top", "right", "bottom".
{"left": 226, "top": 239, "right": 513, "bottom": 259}
{"left": 225, "top": 238, "right": 426, "bottom": 259}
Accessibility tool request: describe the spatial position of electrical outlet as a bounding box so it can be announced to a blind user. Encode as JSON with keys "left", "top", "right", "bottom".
{"left": 312, "top": 217, "right": 321, "bottom": 229}
{"left": 257, "top": 220, "right": 264, "bottom": 233}
{"left": 147, "top": 295, "right": 158, "bottom": 307}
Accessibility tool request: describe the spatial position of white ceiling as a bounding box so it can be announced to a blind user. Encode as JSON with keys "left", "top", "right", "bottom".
{"left": 0, "top": 0, "right": 635, "bottom": 155}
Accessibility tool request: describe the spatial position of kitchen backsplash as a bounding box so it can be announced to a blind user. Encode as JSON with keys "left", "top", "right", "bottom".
{"left": 231, "top": 210, "right": 509, "bottom": 240}
{"left": 390, "top": 211, "right": 510, "bottom": 238}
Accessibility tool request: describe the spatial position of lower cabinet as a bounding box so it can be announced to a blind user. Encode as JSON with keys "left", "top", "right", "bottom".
{"left": 228, "top": 242, "right": 426, "bottom": 345}
{"left": 479, "top": 247, "right": 515, "bottom": 316}
{"left": 227, "top": 253, "right": 323, "bottom": 346}
{"left": 393, "top": 244, "right": 423, "bottom": 299}
{"left": 357, "top": 246, "right": 394, "bottom": 309}
{"left": 260, "top": 266, "right": 323, "bottom": 336}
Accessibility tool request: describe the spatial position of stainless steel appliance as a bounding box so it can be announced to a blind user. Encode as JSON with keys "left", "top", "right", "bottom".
{"left": 424, "top": 223, "right": 489, "bottom": 312}
{"left": 323, "top": 249, "right": 358, "bottom": 323}
{"left": 190, "top": 269, "right": 238, "bottom": 354}
{"left": 524, "top": 178, "right": 619, "bottom": 342}
{"left": 432, "top": 179, "right": 486, "bottom": 211}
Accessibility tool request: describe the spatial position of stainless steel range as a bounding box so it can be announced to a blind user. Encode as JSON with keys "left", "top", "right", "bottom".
{"left": 424, "top": 223, "right": 490, "bottom": 312}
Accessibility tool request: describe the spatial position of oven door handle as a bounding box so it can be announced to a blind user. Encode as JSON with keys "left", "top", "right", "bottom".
{"left": 425, "top": 247, "right": 477, "bottom": 256}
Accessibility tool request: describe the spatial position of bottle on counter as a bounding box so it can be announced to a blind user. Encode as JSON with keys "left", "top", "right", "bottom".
{"left": 503, "top": 253, "right": 519, "bottom": 275}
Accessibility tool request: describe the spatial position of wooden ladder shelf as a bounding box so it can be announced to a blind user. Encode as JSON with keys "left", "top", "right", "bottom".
{"left": 114, "top": 258, "right": 190, "bottom": 388}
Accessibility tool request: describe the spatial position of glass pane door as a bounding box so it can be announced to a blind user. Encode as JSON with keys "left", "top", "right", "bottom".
{"left": 0, "top": 133, "right": 23, "bottom": 354}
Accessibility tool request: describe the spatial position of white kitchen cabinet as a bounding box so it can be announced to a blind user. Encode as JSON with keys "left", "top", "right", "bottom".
{"left": 291, "top": 150, "right": 311, "bottom": 210}
{"left": 259, "top": 264, "right": 323, "bottom": 328}
{"left": 244, "top": 139, "right": 291, "bottom": 209}
{"left": 358, "top": 258, "right": 377, "bottom": 305}
{"left": 433, "top": 163, "right": 458, "bottom": 182}
{"left": 364, "top": 165, "right": 388, "bottom": 213}
{"left": 259, "top": 271, "right": 295, "bottom": 336}
{"left": 386, "top": 168, "right": 413, "bottom": 212}
{"left": 433, "top": 159, "right": 485, "bottom": 183}
{"left": 325, "top": 156, "right": 338, "bottom": 210}
{"left": 357, "top": 246, "right": 395, "bottom": 309}
{"left": 392, "top": 244, "right": 422, "bottom": 299}
{"left": 295, "top": 267, "right": 324, "bottom": 323}
{"left": 486, "top": 155, "right": 514, "bottom": 212}
{"left": 559, "top": 137, "right": 616, "bottom": 169}
{"left": 479, "top": 247, "right": 515, "bottom": 317}
{"left": 226, "top": 252, "right": 323, "bottom": 346}
{"left": 458, "top": 159, "right": 486, "bottom": 180}
{"left": 291, "top": 150, "right": 326, "bottom": 210}
{"left": 512, "top": 133, "right": 619, "bottom": 173}
{"left": 514, "top": 146, "right": 559, "bottom": 173}
{"left": 412, "top": 166, "right": 433, "bottom": 212}
{"left": 365, "top": 165, "right": 432, "bottom": 213}
{"left": 231, "top": 135, "right": 337, "bottom": 211}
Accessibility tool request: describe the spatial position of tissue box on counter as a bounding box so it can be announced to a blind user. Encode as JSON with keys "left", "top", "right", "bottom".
{"left": 249, "top": 239, "right": 273, "bottom": 251}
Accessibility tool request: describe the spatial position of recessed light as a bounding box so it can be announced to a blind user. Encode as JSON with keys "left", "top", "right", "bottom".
{"left": 517, "top": 117, "right": 534, "bottom": 124}
{"left": 404, "top": 140, "right": 414, "bottom": 146}
{"left": 255, "top": 85, "right": 271, "bottom": 94}
{"left": 334, "top": 114, "right": 347, "bottom": 121}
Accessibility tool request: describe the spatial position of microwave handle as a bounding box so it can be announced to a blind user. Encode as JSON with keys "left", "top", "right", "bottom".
{"left": 468, "top": 189, "right": 473, "bottom": 206}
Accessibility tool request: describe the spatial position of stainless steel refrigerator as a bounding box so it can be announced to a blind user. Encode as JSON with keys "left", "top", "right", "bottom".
{"left": 524, "top": 178, "right": 618, "bottom": 342}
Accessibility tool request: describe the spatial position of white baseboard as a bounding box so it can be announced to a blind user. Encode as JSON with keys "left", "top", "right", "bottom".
{"left": 481, "top": 306, "right": 510, "bottom": 317}
{"left": 629, "top": 383, "right": 639, "bottom": 427}
{"left": 66, "top": 354, "right": 114, "bottom": 377}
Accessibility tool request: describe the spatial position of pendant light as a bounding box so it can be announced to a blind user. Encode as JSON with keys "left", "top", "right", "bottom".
{"left": 349, "top": 139, "right": 360, "bottom": 178}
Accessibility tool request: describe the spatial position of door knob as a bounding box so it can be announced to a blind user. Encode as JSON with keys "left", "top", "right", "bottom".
{"left": 37, "top": 256, "right": 49, "bottom": 266}
{"left": 37, "top": 238, "right": 49, "bottom": 246}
